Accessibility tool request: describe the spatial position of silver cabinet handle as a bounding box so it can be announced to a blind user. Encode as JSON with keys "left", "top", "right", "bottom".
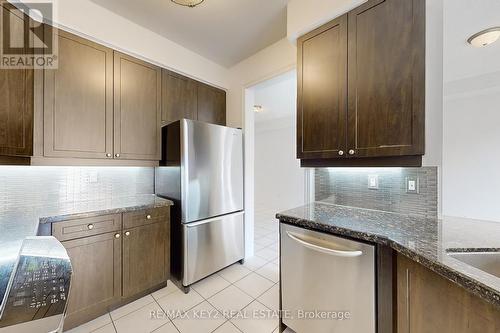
{"left": 106, "top": 153, "right": 112, "bottom": 158}
{"left": 286, "top": 231, "right": 363, "bottom": 257}
{"left": 349, "top": 149, "right": 355, "bottom": 155}
{"left": 114, "top": 233, "right": 120, "bottom": 239}
{"left": 146, "top": 215, "right": 152, "bottom": 220}
{"left": 338, "top": 150, "right": 344, "bottom": 156}
{"left": 125, "top": 231, "right": 130, "bottom": 236}
{"left": 87, "top": 224, "right": 94, "bottom": 230}
{"left": 115, "top": 153, "right": 120, "bottom": 158}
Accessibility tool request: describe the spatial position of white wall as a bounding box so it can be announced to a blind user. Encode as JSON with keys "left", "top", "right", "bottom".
{"left": 254, "top": 121, "right": 305, "bottom": 210}
{"left": 443, "top": 87, "right": 500, "bottom": 221}
{"left": 226, "top": 38, "right": 297, "bottom": 128}
{"left": 443, "top": 0, "right": 500, "bottom": 83}
{"left": 254, "top": 74, "right": 304, "bottom": 217}
{"left": 424, "top": 0, "right": 444, "bottom": 217}
{"left": 18, "top": 0, "right": 230, "bottom": 88}
{"left": 442, "top": 0, "right": 500, "bottom": 222}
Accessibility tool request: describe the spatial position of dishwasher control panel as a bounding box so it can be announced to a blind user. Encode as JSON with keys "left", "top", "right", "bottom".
{"left": 7, "top": 256, "right": 69, "bottom": 311}
{"left": 0, "top": 237, "right": 72, "bottom": 329}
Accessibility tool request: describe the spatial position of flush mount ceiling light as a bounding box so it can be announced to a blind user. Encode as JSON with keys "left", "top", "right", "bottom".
{"left": 171, "top": 0, "right": 204, "bottom": 8}
{"left": 467, "top": 27, "right": 500, "bottom": 47}
{"left": 254, "top": 105, "right": 264, "bottom": 113}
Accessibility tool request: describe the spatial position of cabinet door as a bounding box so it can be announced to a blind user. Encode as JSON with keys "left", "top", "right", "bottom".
{"left": 114, "top": 52, "right": 161, "bottom": 160}
{"left": 197, "top": 83, "right": 226, "bottom": 125}
{"left": 0, "top": 5, "right": 33, "bottom": 157}
{"left": 62, "top": 232, "right": 122, "bottom": 330}
{"left": 347, "top": 0, "right": 425, "bottom": 158}
{"left": 122, "top": 221, "right": 169, "bottom": 298}
{"left": 44, "top": 30, "right": 113, "bottom": 159}
{"left": 297, "top": 15, "right": 348, "bottom": 159}
{"left": 397, "top": 255, "right": 500, "bottom": 333}
{"left": 162, "top": 69, "right": 197, "bottom": 124}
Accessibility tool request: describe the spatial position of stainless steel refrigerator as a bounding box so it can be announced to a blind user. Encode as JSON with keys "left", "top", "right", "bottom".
{"left": 155, "top": 119, "right": 244, "bottom": 292}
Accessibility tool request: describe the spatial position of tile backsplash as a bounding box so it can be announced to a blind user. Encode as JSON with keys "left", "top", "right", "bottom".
{"left": 315, "top": 167, "right": 438, "bottom": 218}
{"left": 0, "top": 166, "right": 154, "bottom": 211}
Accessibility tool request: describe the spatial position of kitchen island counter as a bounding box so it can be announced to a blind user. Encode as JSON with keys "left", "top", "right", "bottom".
{"left": 277, "top": 202, "right": 500, "bottom": 308}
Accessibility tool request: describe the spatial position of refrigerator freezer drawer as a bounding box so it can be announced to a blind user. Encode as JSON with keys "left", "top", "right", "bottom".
{"left": 183, "top": 212, "right": 244, "bottom": 286}
{"left": 281, "top": 223, "right": 376, "bottom": 333}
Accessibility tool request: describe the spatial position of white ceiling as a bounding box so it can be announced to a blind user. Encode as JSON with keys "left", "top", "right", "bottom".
{"left": 444, "top": 0, "right": 500, "bottom": 83}
{"left": 90, "top": 0, "right": 288, "bottom": 67}
{"left": 254, "top": 70, "right": 296, "bottom": 124}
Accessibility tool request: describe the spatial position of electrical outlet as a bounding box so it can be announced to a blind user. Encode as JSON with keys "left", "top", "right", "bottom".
{"left": 89, "top": 172, "right": 99, "bottom": 184}
{"left": 406, "top": 176, "right": 419, "bottom": 194}
{"left": 368, "top": 175, "right": 379, "bottom": 190}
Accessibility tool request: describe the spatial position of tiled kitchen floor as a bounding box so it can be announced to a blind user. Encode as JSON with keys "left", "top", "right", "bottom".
{"left": 66, "top": 208, "right": 282, "bottom": 333}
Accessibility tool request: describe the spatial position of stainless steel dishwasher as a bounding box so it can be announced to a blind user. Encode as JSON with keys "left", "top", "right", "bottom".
{"left": 280, "top": 223, "right": 375, "bottom": 333}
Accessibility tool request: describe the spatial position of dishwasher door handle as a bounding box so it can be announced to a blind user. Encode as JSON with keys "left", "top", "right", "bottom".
{"left": 286, "top": 231, "right": 363, "bottom": 257}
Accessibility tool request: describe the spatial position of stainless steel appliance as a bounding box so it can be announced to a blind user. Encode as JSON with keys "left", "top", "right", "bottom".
{"left": 280, "top": 223, "right": 375, "bottom": 333}
{"left": 0, "top": 237, "right": 72, "bottom": 333}
{"left": 156, "top": 119, "right": 244, "bottom": 291}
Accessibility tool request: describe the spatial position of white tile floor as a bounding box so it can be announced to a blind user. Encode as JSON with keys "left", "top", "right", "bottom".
{"left": 66, "top": 208, "right": 285, "bottom": 333}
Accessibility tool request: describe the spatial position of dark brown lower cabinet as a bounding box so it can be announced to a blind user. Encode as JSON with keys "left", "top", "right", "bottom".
{"left": 397, "top": 254, "right": 500, "bottom": 333}
{"left": 55, "top": 208, "right": 170, "bottom": 330}
{"left": 122, "top": 221, "right": 169, "bottom": 298}
{"left": 62, "top": 232, "right": 122, "bottom": 329}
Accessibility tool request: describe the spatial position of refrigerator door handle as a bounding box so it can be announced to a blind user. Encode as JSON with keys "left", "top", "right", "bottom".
{"left": 185, "top": 211, "right": 245, "bottom": 228}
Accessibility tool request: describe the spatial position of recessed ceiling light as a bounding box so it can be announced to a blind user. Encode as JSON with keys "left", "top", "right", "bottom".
{"left": 171, "top": 0, "right": 204, "bottom": 8}
{"left": 254, "top": 105, "right": 264, "bottom": 113}
{"left": 467, "top": 27, "right": 500, "bottom": 47}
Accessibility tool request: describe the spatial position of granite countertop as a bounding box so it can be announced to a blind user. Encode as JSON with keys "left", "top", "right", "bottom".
{"left": 0, "top": 194, "right": 173, "bottom": 309}
{"left": 276, "top": 202, "right": 500, "bottom": 308}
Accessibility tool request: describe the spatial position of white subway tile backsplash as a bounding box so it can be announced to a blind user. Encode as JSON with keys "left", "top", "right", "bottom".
{"left": 315, "top": 167, "right": 438, "bottom": 218}
{"left": 0, "top": 166, "right": 154, "bottom": 211}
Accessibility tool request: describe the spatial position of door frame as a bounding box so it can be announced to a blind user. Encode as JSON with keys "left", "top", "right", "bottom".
{"left": 242, "top": 65, "right": 312, "bottom": 257}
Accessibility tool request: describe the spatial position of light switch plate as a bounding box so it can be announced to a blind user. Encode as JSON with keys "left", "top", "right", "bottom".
{"left": 368, "top": 175, "right": 379, "bottom": 190}
{"left": 406, "top": 176, "right": 419, "bottom": 194}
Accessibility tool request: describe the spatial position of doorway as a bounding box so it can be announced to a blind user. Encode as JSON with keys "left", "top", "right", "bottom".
{"left": 245, "top": 70, "right": 309, "bottom": 257}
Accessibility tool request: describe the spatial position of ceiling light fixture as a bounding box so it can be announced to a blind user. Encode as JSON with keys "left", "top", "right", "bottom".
{"left": 254, "top": 105, "right": 264, "bottom": 113}
{"left": 467, "top": 27, "right": 500, "bottom": 47}
{"left": 171, "top": 0, "right": 204, "bottom": 8}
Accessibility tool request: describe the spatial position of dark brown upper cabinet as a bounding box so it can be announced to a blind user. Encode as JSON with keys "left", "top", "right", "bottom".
{"left": 161, "top": 71, "right": 226, "bottom": 126}
{"left": 161, "top": 69, "right": 197, "bottom": 124}
{"left": 0, "top": 4, "right": 226, "bottom": 166}
{"left": 44, "top": 30, "right": 114, "bottom": 159}
{"left": 298, "top": 0, "right": 425, "bottom": 167}
{"left": 113, "top": 52, "right": 162, "bottom": 161}
{"left": 297, "top": 14, "right": 348, "bottom": 160}
{"left": 347, "top": 0, "right": 425, "bottom": 159}
{"left": 197, "top": 82, "right": 226, "bottom": 126}
{"left": 0, "top": 4, "right": 34, "bottom": 159}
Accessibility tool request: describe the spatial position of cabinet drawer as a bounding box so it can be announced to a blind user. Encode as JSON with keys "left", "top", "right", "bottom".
{"left": 52, "top": 214, "right": 122, "bottom": 242}
{"left": 123, "top": 207, "right": 169, "bottom": 229}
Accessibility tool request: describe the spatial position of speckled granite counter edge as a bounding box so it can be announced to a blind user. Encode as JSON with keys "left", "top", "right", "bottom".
{"left": 276, "top": 213, "right": 500, "bottom": 308}
{"left": 38, "top": 199, "right": 174, "bottom": 224}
